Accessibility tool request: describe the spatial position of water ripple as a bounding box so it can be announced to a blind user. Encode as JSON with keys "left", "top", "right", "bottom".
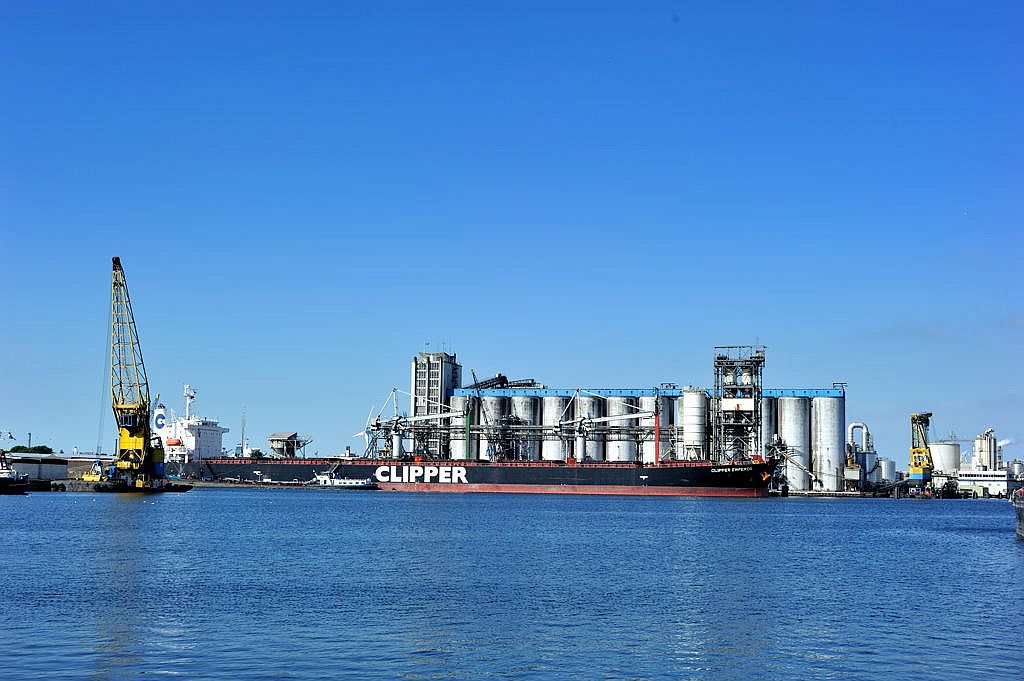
{"left": 1, "top": 493, "right": 1021, "bottom": 680}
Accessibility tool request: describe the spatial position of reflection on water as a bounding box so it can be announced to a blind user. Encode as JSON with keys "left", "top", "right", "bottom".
{"left": 1, "top": 492, "right": 1022, "bottom": 680}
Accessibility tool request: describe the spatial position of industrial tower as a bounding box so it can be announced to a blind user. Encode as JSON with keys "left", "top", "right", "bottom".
{"left": 711, "top": 346, "right": 766, "bottom": 462}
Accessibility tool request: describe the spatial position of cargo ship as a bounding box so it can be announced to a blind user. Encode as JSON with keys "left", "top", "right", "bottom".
{"left": 198, "top": 346, "right": 791, "bottom": 497}
{"left": 197, "top": 456, "right": 778, "bottom": 496}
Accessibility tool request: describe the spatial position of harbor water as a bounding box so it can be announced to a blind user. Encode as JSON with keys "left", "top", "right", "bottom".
{"left": 1, "top": 491, "right": 1022, "bottom": 680}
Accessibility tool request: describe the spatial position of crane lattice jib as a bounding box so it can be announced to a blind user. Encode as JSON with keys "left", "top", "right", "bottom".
{"left": 110, "top": 257, "right": 152, "bottom": 471}
{"left": 110, "top": 257, "right": 150, "bottom": 412}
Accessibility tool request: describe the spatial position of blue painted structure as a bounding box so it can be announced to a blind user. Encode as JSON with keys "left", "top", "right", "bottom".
{"left": 452, "top": 387, "right": 844, "bottom": 398}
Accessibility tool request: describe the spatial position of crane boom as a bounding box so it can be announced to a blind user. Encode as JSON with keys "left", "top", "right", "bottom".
{"left": 110, "top": 257, "right": 151, "bottom": 471}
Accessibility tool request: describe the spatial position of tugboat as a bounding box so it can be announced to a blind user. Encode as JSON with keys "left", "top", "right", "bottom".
{"left": 1013, "top": 487, "right": 1024, "bottom": 540}
{"left": 312, "top": 470, "right": 379, "bottom": 490}
{"left": 0, "top": 450, "right": 30, "bottom": 495}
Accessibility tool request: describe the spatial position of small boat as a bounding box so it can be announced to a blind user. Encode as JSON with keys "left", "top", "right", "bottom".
{"left": 0, "top": 450, "right": 30, "bottom": 495}
{"left": 1013, "top": 488, "right": 1024, "bottom": 540}
{"left": 312, "top": 471, "right": 379, "bottom": 490}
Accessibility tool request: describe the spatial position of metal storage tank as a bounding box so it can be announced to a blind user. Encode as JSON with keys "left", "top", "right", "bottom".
{"left": 478, "top": 395, "right": 508, "bottom": 461}
{"left": 879, "top": 458, "right": 896, "bottom": 482}
{"left": 574, "top": 395, "right": 604, "bottom": 461}
{"left": 605, "top": 396, "right": 638, "bottom": 462}
{"left": 930, "top": 441, "right": 961, "bottom": 474}
{"left": 1011, "top": 461, "right": 1024, "bottom": 477}
{"left": 760, "top": 396, "right": 777, "bottom": 458}
{"left": 510, "top": 395, "right": 541, "bottom": 460}
{"left": 863, "top": 449, "right": 879, "bottom": 485}
{"left": 777, "top": 397, "right": 811, "bottom": 491}
{"left": 448, "top": 395, "right": 477, "bottom": 460}
{"left": 541, "top": 396, "right": 571, "bottom": 461}
{"left": 639, "top": 396, "right": 673, "bottom": 464}
{"left": 811, "top": 396, "right": 845, "bottom": 492}
{"left": 679, "top": 388, "right": 707, "bottom": 461}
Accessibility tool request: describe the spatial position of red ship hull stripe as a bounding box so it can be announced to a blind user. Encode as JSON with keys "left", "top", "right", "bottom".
{"left": 375, "top": 483, "right": 768, "bottom": 497}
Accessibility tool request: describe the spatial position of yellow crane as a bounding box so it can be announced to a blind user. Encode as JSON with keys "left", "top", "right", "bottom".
{"left": 84, "top": 257, "right": 183, "bottom": 491}
{"left": 908, "top": 412, "right": 933, "bottom": 488}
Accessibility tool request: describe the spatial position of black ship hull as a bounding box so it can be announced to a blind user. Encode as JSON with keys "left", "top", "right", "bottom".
{"left": 199, "top": 458, "right": 777, "bottom": 497}
{"left": 0, "top": 476, "right": 30, "bottom": 495}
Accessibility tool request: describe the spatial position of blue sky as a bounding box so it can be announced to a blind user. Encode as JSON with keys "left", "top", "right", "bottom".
{"left": 2, "top": 2, "right": 1021, "bottom": 462}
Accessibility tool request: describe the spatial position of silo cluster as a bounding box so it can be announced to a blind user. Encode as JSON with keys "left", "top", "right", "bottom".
{"left": 766, "top": 394, "right": 846, "bottom": 492}
{"left": 447, "top": 391, "right": 700, "bottom": 463}
{"left": 444, "top": 385, "right": 847, "bottom": 480}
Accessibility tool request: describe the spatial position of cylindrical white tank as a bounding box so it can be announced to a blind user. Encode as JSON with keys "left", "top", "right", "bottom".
{"left": 574, "top": 396, "right": 605, "bottom": 461}
{"left": 777, "top": 397, "right": 811, "bottom": 491}
{"left": 639, "top": 396, "right": 673, "bottom": 464}
{"left": 448, "top": 395, "right": 477, "bottom": 460}
{"left": 680, "top": 388, "right": 707, "bottom": 461}
{"left": 811, "top": 396, "right": 845, "bottom": 492}
{"left": 1011, "top": 461, "right": 1024, "bottom": 477}
{"left": 510, "top": 395, "right": 540, "bottom": 460}
{"left": 930, "top": 441, "right": 961, "bottom": 474}
{"left": 863, "top": 449, "right": 879, "bottom": 485}
{"left": 606, "top": 396, "right": 638, "bottom": 462}
{"left": 760, "top": 396, "right": 776, "bottom": 458}
{"left": 478, "top": 396, "right": 508, "bottom": 461}
{"left": 879, "top": 458, "right": 896, "bottom": 482}
{"left": 541, "top": 396, "right": 571, "bottom": 461}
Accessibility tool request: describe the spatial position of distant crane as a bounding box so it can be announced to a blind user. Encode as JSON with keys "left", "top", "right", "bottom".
{"left": 908, "top": 412, "right": 934, "bottom": 489}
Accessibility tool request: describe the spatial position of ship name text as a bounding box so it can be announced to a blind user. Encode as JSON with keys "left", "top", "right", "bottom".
{"left": 375, "top": 465, "right": 468, "bottom": 484}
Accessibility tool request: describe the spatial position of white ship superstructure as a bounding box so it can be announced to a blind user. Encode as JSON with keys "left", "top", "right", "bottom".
{"left": 154, "top": 384, "right": 229, "bottom": 465}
